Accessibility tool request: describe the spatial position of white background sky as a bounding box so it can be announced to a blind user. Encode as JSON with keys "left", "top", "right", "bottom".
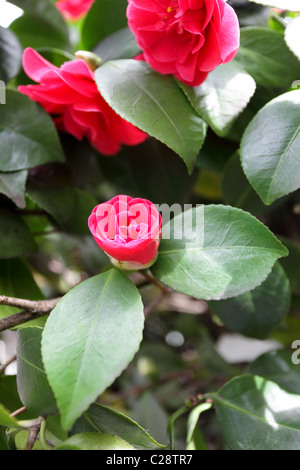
{"left": 0, "top": 0, "right": 23, "bottom": 28}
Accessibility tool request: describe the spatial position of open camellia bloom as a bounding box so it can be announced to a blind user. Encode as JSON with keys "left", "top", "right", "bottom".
{"left": 56, "top": 0, "right": 95, "bottom": 20}
{"left": 127, "top": 0, "right": 240, "bottom": 86}
{"left": 88, "top": 195, "right": 163, "bottom": 270}
{"left": 18, "top": 48, "right": 147, "bottom": 156}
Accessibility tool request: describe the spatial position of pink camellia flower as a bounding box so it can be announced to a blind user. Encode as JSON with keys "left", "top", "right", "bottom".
{"left": 127, "top": 0, "right": 240, "bottom": 87}
{"left": 18, "top": 48, "right": 147, "bottom": 156}
{"left": 88, "top": 195, "right": 163, "bottom": 270}
{"left": 56, "top": 0, "right": 95, "bottom": 20}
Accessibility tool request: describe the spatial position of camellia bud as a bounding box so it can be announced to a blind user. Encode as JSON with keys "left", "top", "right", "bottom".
{"left": 74, "top": 50, "right": 103, "bottom": 71}
{"left": 88, "top": 195, "right": 163, "bottom": 271}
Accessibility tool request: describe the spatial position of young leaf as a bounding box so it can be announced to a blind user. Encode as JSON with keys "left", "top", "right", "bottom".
{"left": 42, "top": 269, "right": 144, "bottom": 430}
{"left": 178, "top": 62, "right": 256, "bottom": 137}
{"left": 241, "top": 90, "right": 300, "bottom": 205}
{"left": 152, "top": 205, "right": 288, "bottom": 300}
{"left": 209, "top": 262, "right": 291, "bottom": 339}
{"left": 208, "top": 375, "right": 300, "bottom": 450}
{"left": 0, "top": 91, "right": 65, "bottom": 172}
{"left": 95, "top": 60, "right": 207, "bottom": 174}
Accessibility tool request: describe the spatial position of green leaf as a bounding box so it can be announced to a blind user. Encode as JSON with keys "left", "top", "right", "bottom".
{"left": 0, "top": 403, "right": 20, "bottom": 428}
{"left": 95, "top": 60, "right": 207, "bottom": 174}
{"left": 42, "top": 269, "right": 144, "bottom": 430}
{"left": 249, "top": 350, "right": 300, "bottom": 394}
{"left": 235, "top": 27, "right": 300, "bottom": 88}
{"left": 0, "top": 208, "right": 36, "bottom": 259}
{"left": 151, "top": 205, "right": 288, "bottom": 300}
{"left": 0, "top": 90, "right": 65, "bottom": 172}
{"left": 178, "top": 61, "right": 256, "bottom": 137}
{"left": 222, "top": 152, "right": 272, "bottom": 215}
{"left": 71, "top": 402, "right": 165, "bottom": 450}
{"left": 208, "top": 375, "right": 300, "bottom": 450}
{"left": 285, "top": 16, "right": 300, "bottom": 61}
{"left": 209, "top": 262, "right": 291, "bottom": 339}
{"left": 26, "top": 163, "right": 76, "bottom": 227}
{"left": 241, "top": 90, "right": 300, "bottom": 205}
{"left": 55, "top": 432, "right": 134, "bottom": 450}
{"left": 0, "top": 26, "right": 22, "bottom": 83}
{"left": 9, "top": 0, "right": 71, "bottom": 51}
{"left": 186, "top": 403, "right": 212, "bottom": 450}
{"left": 93, "top": 27, "right": 141, "bottom": 63}
{"left": 0, "top": 258, "right": 44, "bottom": 326}
{"left": 249, "top": 0, "right": 300, "bottom": 10}
{"left": 81, "top": 0, "right": 128, "bottom": 50}
{"left": 17, "top": 327, "right": 58, "bottom": 416}
{"left": 0, "top": 170, "right": 28, "bottom": 209}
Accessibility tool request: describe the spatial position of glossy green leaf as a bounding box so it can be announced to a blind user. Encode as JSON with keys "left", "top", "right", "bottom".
{"left": 0, "top": 258, "right": 44, "bottom": 326}
{"left": 235, "top": 27, "right": 300, "bottom": 88}
{"left": 208, "top": 375, "right": 300, "bottom": 450}
{"left": 81, "top": 0, "right": 128, "bottom": 50}
{"left": 10, "top": 0, "right": 71, "bottom": 51}
{"left": 241, "top": 90, "right": 300, "bottom": 205}
{"left": 152, "top": 205, "right": 288, "bottom": 300}
{"left": 93, "top": 27, "right": 141, "bottom": 63}
{"left": 0, "top": 26, "right": 22, "bottom": 83}
{"left": 95, "top": 60, "right": 207, "bottom": 174}
{"left": 42, "top": 269, "right": 144, "bottom": 430}
{"left": 0, "top": 91, "right": 65, "bottom": 172}
{"left": 209, "top": 262, "right": 291, "bottom": 339}
{"left": 55, "top": 433, "right": 134, "bottom": 450}
{"left": 0, "top": 170, "right": 28, "bottom": 209}
{"left": 249, "top": 0, "right": 300, "bottom": 10}
{"left": 249, "top": 350, "right": 300, "bottom": 394}
{"left": 285, "top": 17, "right": 300, "bottom": 61}
{"left": 178, "top": 62, "right": 256, "bottom": 137}
{"left": 17, "top": 327, "right": 58, "bottom": 416}
{"left": 0, "top": 208, "right": 36, "bottom": 259}
{"left": 71, "top": 402, "right": 164, "bottom": 450}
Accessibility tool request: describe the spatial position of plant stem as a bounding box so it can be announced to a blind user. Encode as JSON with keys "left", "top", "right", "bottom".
{"left": 0, "top": 354, "right": 17, "bottom": 375}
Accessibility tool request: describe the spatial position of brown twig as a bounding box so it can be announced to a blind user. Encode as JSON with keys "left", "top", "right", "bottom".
{"left": 142, "top": 270, "right": 170, "bottom": 294}
{"left": 10, "top": 406, "right": 27, "bottom": 418}
{"left": 0, "top": 296, "right": 61, "bottom": 332}
{"left": 144, "top": 291, "right": 168, "bottom": 317}
{"left": 25, "top": 418, "right": 43, "bottom": 451}
{"left": 0, "top": 354, "right": 17, "bottom": 375}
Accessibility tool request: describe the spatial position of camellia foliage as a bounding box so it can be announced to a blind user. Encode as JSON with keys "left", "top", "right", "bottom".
{"left": 0, "top": 0, "right": 300, "bottom": 452}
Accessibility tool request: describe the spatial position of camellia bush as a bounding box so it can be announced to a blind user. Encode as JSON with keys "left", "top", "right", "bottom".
{"left": 1, "top": 0, "right": 300, "bottom": 452}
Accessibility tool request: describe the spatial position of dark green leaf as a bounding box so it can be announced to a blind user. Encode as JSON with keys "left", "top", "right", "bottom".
{"left": 249, "top": 350, "right": 300, "bottom": 394}
{"left": 0, "top": 26, "right": 22, "bottom": 83}
{"left": 17, "top": 326, "right": 58, "bottom": 415}
{"left": 152, "top": 205, "right": 288, "bottom": 300}
{"left": 72, "top": 402, "right": 165, "bottom": 449}
{"left": 279, "top": 237, "right": 300, "bottom": 293}
{"left": 0, "top": 170, "right": 28, "bottom": 209}
{"left": 241, "top": 90, "right": 300, "bottom": 205}
{"left": 42, "top": 269, "right": 144, "bottom": 430}
{"left": 0, "top": 208, "right": 36, "bottom": 259}
{"left": 81, "top": 0, "right": 128, "bottom": 50}
{"left": 235, "top": 27, "right": 300, "bottom": 88}
{"left": 0, "top": 90, "right": 65, "bottom": 172}
{"left": 95, "top": 60, "right": 207, "bottom": 174}
{"left": 208, "top": 375, "right": 300, "bottom": 450}
{"left": 0, "top": 258, "right": 44, "bottom": 327}
{"left": 209, "top": 262, "right": 291, "bottom": 339}
{"left": 178, "top": 61, "right": 256, "bottom": 137}
{"left": 10, "top": 0, "right": 71, "bottom": 51}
